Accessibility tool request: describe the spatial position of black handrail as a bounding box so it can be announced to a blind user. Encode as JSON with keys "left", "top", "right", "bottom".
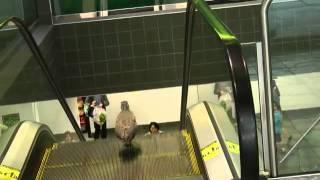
{"left": 0, "top": 17, "right": 85, "bottom": 142}
{"left": 180, "top": 0, "right": 259, "bottom": 179}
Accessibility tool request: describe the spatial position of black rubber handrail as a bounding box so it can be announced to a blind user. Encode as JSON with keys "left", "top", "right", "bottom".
{"left": 0, "top": 17, "right": 85, "bottom": 142}
{"left": 180, "top": 0, "right": 259, "bottom": 179}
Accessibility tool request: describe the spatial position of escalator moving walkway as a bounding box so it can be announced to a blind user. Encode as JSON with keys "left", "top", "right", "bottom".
{"left": 36, "top": 131, "right": 201, "bottom": 180}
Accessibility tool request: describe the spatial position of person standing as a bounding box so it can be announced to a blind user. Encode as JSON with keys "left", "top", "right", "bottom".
{"left": 93, "top": 102, "right": 107, "bottom": 139}
{"left": 214, "top": 81, "right": 236, "bottom": 122}
{"left": 85, "top": 94, "right": 109, "bottom": 139}
{"left": 274, "top": 103, "right": 282, "bottom": 143}
{"left": 272, "top": 79, "right": 281, "bottom": 110}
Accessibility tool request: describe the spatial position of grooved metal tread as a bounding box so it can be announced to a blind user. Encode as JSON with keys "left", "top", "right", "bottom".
{"left": 38, "top": 131, "right": 200, "bottom": 180}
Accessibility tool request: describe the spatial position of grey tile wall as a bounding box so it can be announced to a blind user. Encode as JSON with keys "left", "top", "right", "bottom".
{"left": 0, "top": 4, "right": 261, "bottom": 105}
{"left": 268, "top": 1, "right": 320, "bottom": 78}
{"left": 55, "top": 5, "right": 261, "bottom": 97}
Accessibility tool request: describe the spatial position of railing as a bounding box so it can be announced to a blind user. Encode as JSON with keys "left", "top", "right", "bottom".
{"left": 0, "top": 17, "right": 85, "bottom": 142}
{"left": 261, "top": 0, "right": 320, "bottom": 177}
{"left": 180, "top": 0, "right": 259, "bottom": 179}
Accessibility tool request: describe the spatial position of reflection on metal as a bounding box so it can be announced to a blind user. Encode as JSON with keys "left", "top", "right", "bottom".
{"left": 162, "top": 2, "right": 188, "bottom": 10}
{"left": 182, "top": 0, "right": 259, "bottom": 178}
{"left": 261, "top": 0, "right": 277, "bottom": 177}
{"left": 180, "top": 0, "right": 195, "bottom": 130}
{"left": 188, "top": 102, "right": 233, "bottom": 180}
{"left": 269, "top": 173, "right": 320, "bottom": 179}
{"left": 257, "top": 42, "right": 271, "bottom": 172}
{"left": 48, "top": 0, "right": 54, "bottom": 24}
{"left": 209, "top": 0, "right": 261, "bottom": 9}
{"left": 206, "top": 102, "right": 240, "bottom": 178}
{"left": 1, "top": 121, "right": 42, "bottom": 170}
{"left": 0, "top": 123, "right": 22, "bottom": 163}
{"left": 53, "top": 8, "right": 186, "bottom": 25}
{"left": 280, "top": 115, "right": 320, "bottom": 164}
{"left": 51, "top": 1, "right": 260, "bottom": 25}
{"left": 0, "top": 17, "right": 85, "bottom": 141}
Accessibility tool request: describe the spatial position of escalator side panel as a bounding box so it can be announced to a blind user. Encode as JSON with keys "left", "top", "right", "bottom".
{"left": 186, "top": 114, "right": 209, "bottom": 180}
{"left": 188, "top": 103, "right": 233, "bottom": 180}
{"left": 0, "top": 121, "right": 55, "bottom": 180}
{"left": 206, "top": 102, "right": 241, "bottom": 176}
{"left": 22, "top": 131, "right": 55, "bottom": 179}
{"left": 1, "top": 122, "right": 42, "bottom": 170}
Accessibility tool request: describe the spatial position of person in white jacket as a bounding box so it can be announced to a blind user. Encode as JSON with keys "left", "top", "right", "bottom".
{"left": 115, "top": 101, "right": 137, "bottom": 146}
{"left": 92, "top": 103, "right": 107, "bottom": 139}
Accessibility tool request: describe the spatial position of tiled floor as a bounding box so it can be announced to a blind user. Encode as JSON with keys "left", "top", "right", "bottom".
{"left": 278, "top": 108, "right": 320, "bottom": 175}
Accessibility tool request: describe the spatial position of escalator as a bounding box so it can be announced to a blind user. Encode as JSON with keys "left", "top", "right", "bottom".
{"left": 1, "top": 100, "right": 240, "bottom": 180}
{"left": 37, "top": 131, "right": 201, "bottom": 179}
{"left": 0, "top": 0, "right": 259, "bottom": 179}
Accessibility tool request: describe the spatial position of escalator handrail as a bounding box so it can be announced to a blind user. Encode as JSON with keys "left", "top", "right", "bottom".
{"left": 181, "top": 0, "right": 259, "bottom": 179}
{"left": 0, "top": 17, "right": 85, "bottom": 142}
{"left": 192, "top": 0, "right": 237, "bottom": 44}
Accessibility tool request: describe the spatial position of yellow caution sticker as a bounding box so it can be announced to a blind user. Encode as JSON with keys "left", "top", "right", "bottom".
{"left": 0, "top": 165, "right": 20, "bottom": 180}
{"left": 226, "top": 141, "right": 240, "bottom": 154}
{"left": 201, "top": 141, "right": 221, "bottom": 161}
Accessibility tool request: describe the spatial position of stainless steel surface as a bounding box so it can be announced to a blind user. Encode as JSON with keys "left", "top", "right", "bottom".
{"left": 48, "top": 0, "right": 54, "bottom": 25}
{"left": 52, "top": 4, "right": 186, "bottom": 25}
{"left": 0, "top": 123, "right": 20, "bottom": 158}
{"left": 52, "top": 1, "right": 261, "bottom": 25}
{"left": 39, "top": 131, "right": 200, "bottom": 179}
{"left": 209, "top": 0, "right": 261, "bottom": 9}
{"left": 188, "top": 103, "right": 233, "bottom": 180}
{"left": 280, "top": 115, "right": 320, "bottom": 164}
{"left": 207, "top": 103, "right": 241, "bottom": 177}
{"left": 257, "top": 42, "right": 271, "bottom": 172}
{"left": 1, "top": 121, "right": 42, "bottom": 170}
{"left": 167, "top": 175, "right": 204, "bottom": 180}
{"left": 261, "top": 0, "right": 277, "bottom": 177}
{"left": 269, "top": 173, "right": 320, "bottom": 180}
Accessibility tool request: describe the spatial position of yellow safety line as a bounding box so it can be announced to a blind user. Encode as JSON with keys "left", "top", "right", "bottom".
{"left": 182, "top": 130, "right": 200, "bottom": 175}
{"left": 36, "top": 148, "right": 52, "bottom": 179}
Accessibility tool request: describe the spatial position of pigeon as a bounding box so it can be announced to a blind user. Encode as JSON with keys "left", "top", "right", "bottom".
{"left": 115, "top": 101, "right": 137, "bottom": 145}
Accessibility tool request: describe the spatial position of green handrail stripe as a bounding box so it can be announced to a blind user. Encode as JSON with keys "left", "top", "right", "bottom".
{"left": 193, "top": 0, "right": 238, "bottom": 44}
{"left": 0, "top": 17, "right": 11, "bottom": 29}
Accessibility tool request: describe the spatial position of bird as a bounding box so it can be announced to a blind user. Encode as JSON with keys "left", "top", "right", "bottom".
{"left": 115, "top": 101, "right": 137, "bottom": 146}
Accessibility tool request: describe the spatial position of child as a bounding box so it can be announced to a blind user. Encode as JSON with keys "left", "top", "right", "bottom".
{"left": 145, "top": 122, "right": 163, "bottom": 136}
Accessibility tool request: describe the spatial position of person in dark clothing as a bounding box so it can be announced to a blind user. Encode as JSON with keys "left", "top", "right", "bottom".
{"left": 86, "top": 94, "right": 109, "bottom": 139}
{"left": 78, "top": 97, "right": 92, "bottom": 138}
{"left": 272, "top": 79, "right": 281, "bottom": 110}
{"left": 145, "top": 122, "right": 163, "bottom": 136}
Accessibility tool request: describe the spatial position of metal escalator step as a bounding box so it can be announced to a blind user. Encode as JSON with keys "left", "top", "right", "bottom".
{"left": 39, "top": 131, "right": 200, "bottom": 180}
{"left": 164, "top": 175, "right": 204, "bottom": 180}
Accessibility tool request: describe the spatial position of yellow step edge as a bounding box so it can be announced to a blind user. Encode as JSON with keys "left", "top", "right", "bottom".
{"left": 182, "top": 130, "right": 200, "bottom": 175}
{"left": 36, "top": 146, "right": 54, "bottom": 180}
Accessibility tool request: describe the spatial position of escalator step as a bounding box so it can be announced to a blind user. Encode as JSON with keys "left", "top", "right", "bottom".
{"left": 38, "top": 131, "right": 200, "bottom": 180}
